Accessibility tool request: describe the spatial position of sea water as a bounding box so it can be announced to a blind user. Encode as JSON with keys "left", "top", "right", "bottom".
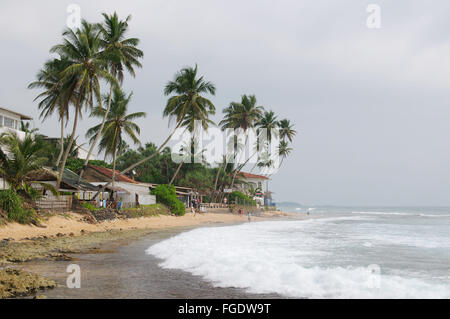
{"left": 146, "top": 207, "right": 450, "bottom": 298}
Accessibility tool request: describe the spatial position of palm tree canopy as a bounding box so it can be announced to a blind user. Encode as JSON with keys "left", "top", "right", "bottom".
{"left": 278, "top": 140, "right": 293, "bottom": 158}
{"left": 163, "top": 65, "right": 216, "bottom": 132}
{"left": 257, "top": 110, "right": 279, "bottom": 142}
{"left": 86, "top": 87, "right": 146, "bottom": 157}
{"left": 98, "top": 12, "right": 144, "bottom": 83}
{"left": 28, "top": 56, "right": 76, "bottom": 122}
{"left": 0, "top": 132, "right": 49, "bottom": 190}
{"left": 279, "top": 118, "right": 297, "bottom": 142}
{"left": 219, "top": 94, "right": 264, "bottom": 131}
{"left": 50, "top": 20, "right": 118, "bottom": 111}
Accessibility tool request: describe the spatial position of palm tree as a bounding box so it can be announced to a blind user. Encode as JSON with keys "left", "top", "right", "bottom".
{"left": 48, "top": 20, "right": 118, "bottom": 189}
{"left": 28, "top": 57, "right": 75, "bottom": 167}
{"left": 19, "top": 121, "right": 38, "bottom": 134}
{"left": 94, "top": 65, "right": 216, "bottom": 197}
{"left": 0, "top": 132, "right": 48, "bottom": 191}
{"left": 279, "top": 119, "right": 296, "bottom": 142}
{"left": 257, "top": 110, "right": 279, "bottom": 143}
{"left": 252, "top": 110, "right": 279, "bottom": 173}
{"left": 86, "top": 88, "right": 145, "bottom": 189}
{"left": 278, "top": 140, "right": 292, "bottom": 167}
{"left": 219, "top": 94, "right": 264, "bottom": 189}
{"left": 78, "top": 12, "right": 143, "bottom": 182}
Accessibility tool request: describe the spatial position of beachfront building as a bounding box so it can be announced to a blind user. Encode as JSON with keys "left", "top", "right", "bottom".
{"left": 0, "top": 106, "right": 33, "bottom": 189}
{"left": 236, "top": 171, "right": 269, "bottom": 192}
{"left": 235, "top": 171, "right": 270, "bottom": 206}
{"left": 82, "top": 164, "right": 156, "bottom": 207}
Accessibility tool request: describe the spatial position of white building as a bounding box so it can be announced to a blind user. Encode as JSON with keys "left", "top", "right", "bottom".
{"left": 0, "top": 106, "right": 32, "bottom": 141}
{"left": 236, "top": 171, "right": 269, "bottom": 193}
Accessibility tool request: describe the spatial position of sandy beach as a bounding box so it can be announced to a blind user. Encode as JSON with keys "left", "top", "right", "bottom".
{"left": 0, "top": 209, "right": 296, "bottom": 242}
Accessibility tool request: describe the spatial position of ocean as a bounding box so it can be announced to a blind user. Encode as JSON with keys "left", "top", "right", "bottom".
{"left": 146, "top": 207, "right": 450, "bottom": 298}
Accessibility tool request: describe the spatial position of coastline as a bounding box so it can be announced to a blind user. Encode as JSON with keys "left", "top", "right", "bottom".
{"left": 0, "top": 209, "right": 303, "bottom": 298}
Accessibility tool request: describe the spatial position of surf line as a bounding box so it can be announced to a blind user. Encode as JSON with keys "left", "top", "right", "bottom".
{"left": 178, "top": 303, "right": 213, "bottom": 317}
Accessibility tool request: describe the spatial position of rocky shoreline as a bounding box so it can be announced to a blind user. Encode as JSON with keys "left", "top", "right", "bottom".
{"left": 0, "top": 209, "right": 300, "bottom": 298}
{"left": 0, "top": 228, "right": 158, "bottom": 298}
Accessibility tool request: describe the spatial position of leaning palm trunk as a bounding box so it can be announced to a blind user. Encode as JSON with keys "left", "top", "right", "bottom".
{"left": 93, "top": 120, "right": 184, "bottom": 199}
{"left": 211, "top": 162, "right": 224, "bottom": 202}
{"left": 169, "top": 161, "right": 183, "bottom": 185}
{"left": 230, "top": 134, "right": 250, "bottom": 189}
{"left": 55, "top": 116, "right": 65, "bottom": 167}
{"left": 111, "top": 145, "right": 118, "bottom": 190}
{"left": 77, "top": 86, "right": 113, "bottom": 183}
{"left": 57, "top": 106, "right": 79, "bottom": 190}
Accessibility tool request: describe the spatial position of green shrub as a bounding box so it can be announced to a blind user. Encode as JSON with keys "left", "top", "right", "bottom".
{"left": 151, "top": 184, "right": 186, "bottom": 216}
{"left": 229, "top": 191, "right": 256, "bottom": 206}
{"left": 81, "top": 202, "right": 101, "bottom": 211}
{"left": 0, "top": 189, "right": 36, "bottom": 224}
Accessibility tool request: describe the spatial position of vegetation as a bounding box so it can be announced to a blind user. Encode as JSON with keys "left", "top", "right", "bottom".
{"left": 151, "top": 185, "right": 186, "bottom": 216}
{"left": 228, "top": 191, "right": 256, "bottom": 206}
{"left": 0, "top": 189, "right": 36, "bottom": 224}
{"left": 86, "top": 87, "right": 146, "bottom": 188}
{"left": 0, "top": 132, "right": 50, "bottom": 194}
{"left": 0, "top": 11, "right": 300, "bottom": 225}
{"left": 64, "top": 158, "right": 111, "bottom": 173}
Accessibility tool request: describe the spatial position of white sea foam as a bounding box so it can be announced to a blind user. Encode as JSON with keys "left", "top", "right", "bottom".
{"left": 146, "top": 218, "right": 450, "bottom": 299}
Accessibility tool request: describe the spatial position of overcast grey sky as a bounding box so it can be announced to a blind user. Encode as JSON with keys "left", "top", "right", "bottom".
{"left": 1, "top": 0, "right": 450, "bottom": 206}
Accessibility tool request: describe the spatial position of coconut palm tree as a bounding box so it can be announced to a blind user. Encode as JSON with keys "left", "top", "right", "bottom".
{"left": 0, "top": 132, "right": 48, "bottom": 191}
{"left": 278, "top": 119, "right": 296, "bottom": 142}
{"left": 278, "top": 140, "right": 293, "bottom": 167}
{"left": 78, "top": 12, "right": 143, "bottom": 182}
{"left": 86, "top": 88, "right": 146, "bottom": 189}
{"left": 257, "top": 110, "right": 279, "bottom": 143}
{"left": 28, "top": 57, "right": 75, "bottom": 167}
{"left": 48, "top": 20, "right": 118, "bottom": 189}
{"left": 219, "top": 94, "right": 264, "bottom": 188}
{"left": 94, "top": 65, "right": 216, "bottom": 197}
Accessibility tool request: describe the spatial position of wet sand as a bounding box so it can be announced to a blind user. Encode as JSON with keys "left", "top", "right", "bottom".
{"left": 13, "top": 225, "right": 282, "bottom": 298}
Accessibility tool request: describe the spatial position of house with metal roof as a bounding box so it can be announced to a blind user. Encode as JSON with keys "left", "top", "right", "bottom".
{"left": 82, "top": 164, "right": 156, "bottom": 207}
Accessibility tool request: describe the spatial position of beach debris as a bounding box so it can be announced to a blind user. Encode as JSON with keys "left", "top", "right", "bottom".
{"left": 89, "top": 209, "right": 117, "bottom": 222}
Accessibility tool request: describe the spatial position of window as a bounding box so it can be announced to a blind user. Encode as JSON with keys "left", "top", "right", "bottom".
{"left": 0, "top": 116, "right": 3, "bottom": 126}
{"left": 4, "top": 117, "right": 14, "bottom": 128}
{"left": 258, "top": 181, "right": 262, "bottom": 189}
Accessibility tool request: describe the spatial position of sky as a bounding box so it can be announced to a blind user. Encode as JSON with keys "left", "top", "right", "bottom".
{"left": 1, "top": 0, "right": 450, "bottom": 206}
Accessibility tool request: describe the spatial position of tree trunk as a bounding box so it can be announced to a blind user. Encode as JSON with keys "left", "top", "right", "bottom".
{"left": 56, "top": 106, "right": 79, "bottom": 190}
{"left": 230, "top": 134, "right": 249, "bottom": 189}
{"left": 169, "top": 161, "right": 183, "bottom": 185}
{"left": 111, "top": 144, "right": 118, "bottom": 190}
{"left": 211, "top": 162, "right": 224, "bottom": 202}
{"left": 77, "top": 85, "right": 113, "bottom": 183}
{"left": 55, "top": 116, "right": 64, "bottom": 167}
{"left": 93, "top": 120, "right": 184, "bottom": 199}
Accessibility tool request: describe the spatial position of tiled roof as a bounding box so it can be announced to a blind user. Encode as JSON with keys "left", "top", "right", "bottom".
{"left": 238, "top": 171, "right": 269, "bottom": 180}
{"left": 87, "top": 165, "right": 138, "bottom": 183}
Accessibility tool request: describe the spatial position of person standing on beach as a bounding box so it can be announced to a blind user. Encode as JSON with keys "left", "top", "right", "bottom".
{"left": 247, "top": 211, "right": 251, "bottom": 222}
